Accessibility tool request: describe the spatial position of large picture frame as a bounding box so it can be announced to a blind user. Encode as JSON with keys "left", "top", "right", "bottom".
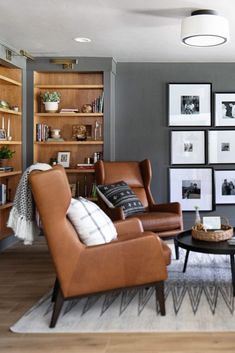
{"left": 208, "top": 130, "right": 235, "bottom": 164}
{"left": 170, "top": 130, "right": 206, "bottom": 165}
{"left": 57, "top": 151, "right": 70, "bottom": 168}
{"left": 215, "top": 92, "right": 235, "bottom": 126}
{"left": 169, "top": 168, "right": 213, "bottom": 211}
{"left": 168, "top": 83, "right": 212, "bottom": 126}
{"left": 214, "top": 170, "right": 235, "bottom": 204}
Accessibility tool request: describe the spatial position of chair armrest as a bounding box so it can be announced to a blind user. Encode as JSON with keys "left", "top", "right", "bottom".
{"left": 114, "top": 218, "right": 143, "bottom": 235}
{"left": 149, "top": 202, "right": 182, "bottom": 214}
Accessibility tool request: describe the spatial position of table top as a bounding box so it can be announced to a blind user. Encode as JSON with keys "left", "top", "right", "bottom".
{"left": 176, "top": 229, "right": 235, "bottom": 255}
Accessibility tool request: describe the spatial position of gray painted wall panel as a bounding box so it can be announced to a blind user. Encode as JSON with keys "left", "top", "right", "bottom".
{"left": 115, "top": 63, "right": 235, "bottom": 229}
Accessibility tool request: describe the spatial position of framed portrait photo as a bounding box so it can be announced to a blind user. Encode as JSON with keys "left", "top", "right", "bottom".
{"left": 168, "top": 83, "right": 211, "bottom": 126}
{"left": 0, "top": 128, "right": 7, "bottom": 140}
{"left": 57, "top": 151, "right": 70, "bottom": 168}
{"left": 208, "top": 130, "right": 235, "bottom": 164}
{"left": 215, "top": 92, "right": 235, "bottom": 126}
{"left": 169, "top": 168, "right": 213, "bottom": 211}
{"left": 170, "top": 130, "right": 206, "bottom": 165}
{"left": 215, "top": 170, "right": 235, "bottom": 204}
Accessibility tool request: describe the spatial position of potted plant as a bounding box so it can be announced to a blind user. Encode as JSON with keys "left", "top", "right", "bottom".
{"left": 0, "top": 145, "right": 15, "bottom": 167}
{"left": 41, "top": 91, "right": 61, "bottom": 112}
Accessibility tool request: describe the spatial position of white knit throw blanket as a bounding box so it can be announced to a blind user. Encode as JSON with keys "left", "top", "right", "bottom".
{"left": 7, "top": 163, "right": 51, "bottom": 245}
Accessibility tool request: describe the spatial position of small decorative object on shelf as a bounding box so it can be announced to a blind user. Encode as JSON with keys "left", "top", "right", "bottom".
{"left": 81, "top": 104, "right": 92, "bottom": 113}
{"left": 57, "top": 151, "right": 70, "bottom": 168}
{"left": 41, "top": 91, "right": 61, "bottom": 112}
{"left": 0, "top": 183, "right": 6, "bottom": 205}
{"left": 192, "top": 216, "right": 233, "bottom": 242}
{"left": 72, "top": 124, "right": 87, "bottom": 141}
{"left": 194, "top": 206, "right": 201, "bottom": 225}
{"left": 0, "top": 100, "right": 10, "bottom": 110}
{"left": 0, "top": 146, "right": 15, "bottom": 168}
{"left": 51, "top": 129, "right": 61, "bottom": 139}
{"left": 69, "top": 183, "right": 76, "bottom": 198}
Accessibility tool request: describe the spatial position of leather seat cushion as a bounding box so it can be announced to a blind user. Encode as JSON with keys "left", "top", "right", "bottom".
{"left": 128, "top": 211, "right": 181, "bottom": 232}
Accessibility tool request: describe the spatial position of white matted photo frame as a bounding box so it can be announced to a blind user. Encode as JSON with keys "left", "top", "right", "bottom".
{"left": 208, "top": 130, "right": 235, "bottom": 164}
{"left": 168, "top": 83, "right": 212, "bottom": 126}
{"left": 169, "top": 168, "right": 213, "bottom": 211}
{"left": 215, "top": 92, "right": 235, "bottom": 126}
{"left": 215, "top": 170, "right": 235, "bottom": 204}
{"left": 57, "top": 151, "right": 70, "bottom": 168}
{"left": 170, "top": 130, "right": 206, "bottom": 165}
{"left": 0, "top": 128, "right": 7, "bottom": 140}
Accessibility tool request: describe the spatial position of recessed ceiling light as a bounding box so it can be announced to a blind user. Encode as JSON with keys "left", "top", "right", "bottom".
{"left": 74, "top": 37, "right": 91, "bottom": 43}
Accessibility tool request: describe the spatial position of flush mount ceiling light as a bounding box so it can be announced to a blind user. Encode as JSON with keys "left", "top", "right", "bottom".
{"left": 74, "top": 37, "right": 91, "bottom": 43}
{"left": 181, "top": 9, "right": 229, "bottom": 47}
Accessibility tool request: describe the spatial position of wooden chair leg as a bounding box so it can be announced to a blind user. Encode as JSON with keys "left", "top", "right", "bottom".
{"left": 50, "top": 287, "right": 64, "bottom": 328}
{"left": 155, "top": 281, "right": 166, "bottom": 316}
{"left": 51, "top": 277, "right": 59, "bottom": 302}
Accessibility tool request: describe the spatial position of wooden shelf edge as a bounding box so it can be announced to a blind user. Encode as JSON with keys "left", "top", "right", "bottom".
{"left": 34, "top": 84, "right": 104, "bottom": 89}
{"left": 65, "top": 168, "right": 95, "bottom": 174}
{"left": 0, "top": 170, "right": 22, "bottom": 177}
{"left": 35, "top": 113, "right": 103, "bottom": 117}
{"left": 0, "top": 74, "right": 22, "bottom": 86}
{"left": 34, "top": 141, "right": 104, "bottom": 145}
{"left": 0, "top": 141, "right": 22, "bottom": 145}
{"left": 0, "top": 107, "right": 21, "bottom": 115}
{"left": 0, "top": 202, "right": 13, "bottom": 210}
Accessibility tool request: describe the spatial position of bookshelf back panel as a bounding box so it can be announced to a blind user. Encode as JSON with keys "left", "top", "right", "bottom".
{"left": 34, "top": 72, "right": 103, "bottom": 86}
{"left": 0, "top": 65, "right": 22, "bottom": 82}
{"left": 0, "top": 85, "right": 22, "bottom": 109}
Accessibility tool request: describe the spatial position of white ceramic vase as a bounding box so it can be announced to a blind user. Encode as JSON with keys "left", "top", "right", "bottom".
{"left": 44, "top": 101, "right": 59, "bottom": 113}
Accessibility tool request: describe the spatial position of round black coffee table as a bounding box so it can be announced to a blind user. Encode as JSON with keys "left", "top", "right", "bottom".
{"left": 174, "top": 229, "right": 235, "bottom": 296}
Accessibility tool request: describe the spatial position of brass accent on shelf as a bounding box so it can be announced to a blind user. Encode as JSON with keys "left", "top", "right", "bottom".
{"left": 19, "top": 50, "right": 34, "bottom": 61}
{"left": 50, "top": 59, "right": 78, "bottom": 70}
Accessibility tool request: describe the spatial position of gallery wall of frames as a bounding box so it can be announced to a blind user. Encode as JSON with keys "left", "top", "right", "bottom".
{"left": 168, "top": 83, "right": 235, "bottom": 212}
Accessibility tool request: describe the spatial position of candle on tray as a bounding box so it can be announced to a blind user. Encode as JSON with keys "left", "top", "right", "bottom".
{"left": 7, "top": 118, "right": 10, "bottom": 137}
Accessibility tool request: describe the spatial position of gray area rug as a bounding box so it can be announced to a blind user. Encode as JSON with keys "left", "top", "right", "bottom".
{"left": 11, "top": 246, "right": 235, "bottom": 332}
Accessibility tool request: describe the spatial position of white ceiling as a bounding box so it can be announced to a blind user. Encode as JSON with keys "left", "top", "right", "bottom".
{"left": 0, "top": 0, "right": 235, "bottom": 62}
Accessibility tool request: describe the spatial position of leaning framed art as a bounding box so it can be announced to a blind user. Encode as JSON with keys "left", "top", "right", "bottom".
{"left": 214, "top": 92, "right": 235, "bottom": 126}
{"left": 208, "top": 130, "right": 235, "bottom": 164}
{"left": 214, "top": 170, "right": 235, "bottom": 204}
{"left": 170, "top": 130, "right": 206, "bottom": 165}
{"left": 169, "top": 168, "right": 213, "bottom": 211}
{"left": 168, "top": 83, "right": 212, "bottom": 126}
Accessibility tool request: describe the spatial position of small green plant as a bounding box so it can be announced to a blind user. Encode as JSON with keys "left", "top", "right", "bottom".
{"left": 41, "top": 91, "right": 61, "bottom": 102}
{"left": 0, "top": 146, "right": 15, "bottom": 159}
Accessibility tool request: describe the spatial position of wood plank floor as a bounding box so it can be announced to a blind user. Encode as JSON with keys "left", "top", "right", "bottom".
{"left": 1, "top": 238, "right": 235, "bottom": 353}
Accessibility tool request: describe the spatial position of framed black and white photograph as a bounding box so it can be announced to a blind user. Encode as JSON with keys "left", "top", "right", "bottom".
{"left": 57, "top": 151, "right": 70, "bottom": 168}
{"left": 168, "top": 83, "right": 212, "bottom": 126}
{"left": 215, "top": 170, "right": 235, "bottom": 204}
{"left": 215, "top": 93, "right": 235, "bottom": 126}
{"left": 208, "top": 130, "right": 235, "bottom": 164}
{"left": 0, "top": 128, "right": 7, "bottom": 140}
{"left": 170, "top": 130, "right": 206, "bottom": 164}
{"left": 169, "top": 168, "right": 213, "bottom": 211}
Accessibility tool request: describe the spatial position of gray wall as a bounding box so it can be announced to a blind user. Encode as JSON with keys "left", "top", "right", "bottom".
{"left": 115, "top": 63, "right": 235, "bottom": 229}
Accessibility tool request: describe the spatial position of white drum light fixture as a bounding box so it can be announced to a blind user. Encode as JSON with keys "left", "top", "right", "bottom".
{"left": 181, "top": 9, "right": 229, "bottom": 47}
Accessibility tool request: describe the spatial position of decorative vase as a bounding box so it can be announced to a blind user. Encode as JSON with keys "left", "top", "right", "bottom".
{"left": 43, "top": 101, "right": 59, "bottom": 113}
{"left": 194, "top": 207, "right": 201, "bottom": 225}
{"left": 0, "top": 158, "right": 9, "bottom": 167}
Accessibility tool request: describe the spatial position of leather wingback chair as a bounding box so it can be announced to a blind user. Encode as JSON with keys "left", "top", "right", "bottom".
{"left": 29, "top": 165, "right": 171, "bottom": 328}
{"left": 95, "top": 159, "right": 183, "bottom": 239}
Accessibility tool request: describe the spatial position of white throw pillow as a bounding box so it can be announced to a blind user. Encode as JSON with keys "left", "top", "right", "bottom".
{"left": 67, "top": 197, "right": 117, "bottom": 246}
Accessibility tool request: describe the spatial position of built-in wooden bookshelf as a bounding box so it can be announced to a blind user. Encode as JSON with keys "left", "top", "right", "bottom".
{"left": 33, "top": 71, "right": 104, "bottom": 198}
{"left": 0, "top": 65, "right": 22, "bottom": 240}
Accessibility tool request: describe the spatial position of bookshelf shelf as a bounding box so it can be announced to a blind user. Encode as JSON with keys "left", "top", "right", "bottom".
{"left": 0, "top": 202, "right": 14, "bottom": 210}
{"left": 34, "top": 71, "right": 104, "bottom": 199}
{"left": 35, "top": 113, "right": 103, "bottom": 117}
{"left": 34, "top": 84, "right": 104, "bottom": 89}
{"left": 0, "top": 64, "right": 22, "bottom": 241}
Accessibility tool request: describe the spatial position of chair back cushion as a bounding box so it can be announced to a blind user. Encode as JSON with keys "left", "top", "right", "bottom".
{"left": 67, "top": 197, "right": 117, "bottom": 245}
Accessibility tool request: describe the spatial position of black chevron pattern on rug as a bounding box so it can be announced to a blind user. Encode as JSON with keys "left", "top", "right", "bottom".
{"left": 120, "top": 288, "right": 138, "bottom": 315}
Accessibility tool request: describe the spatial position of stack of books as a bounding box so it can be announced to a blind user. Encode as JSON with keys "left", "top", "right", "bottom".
{"left": 0, "top": 166, "right": 14, "bottom": 172}
{"left": 76, "top": 163, "right": 95, "bottom": 170}
{"left": 60, "top": 108, "right": 79, "bottom": 113}
{"left": 92, "top": 92, "right": 104, "bottom": 113}
{"left": 36, "top": 123, "right": 49, "bottom": 141}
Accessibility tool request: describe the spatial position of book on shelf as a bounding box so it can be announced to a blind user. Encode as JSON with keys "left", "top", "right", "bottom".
{"left": 60, "top": 108, "right": 79, "bottom": 113}
{"left": 76, "top": 163, "right": 95, "bottom": 170}
{"left": 36, "top": 123, "right": 49, "bottom": 141}
{"left": 92, "top": 91, "right": 104, "bottom": 113}
{"left": 0, "top": 166, "right": 14, "bottom": 172}
{"left": 0, "top": 184, "right": 6, "bottom": 205}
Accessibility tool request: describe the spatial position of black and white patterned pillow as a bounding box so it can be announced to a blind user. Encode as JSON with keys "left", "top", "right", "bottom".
{"left": 96, "top": 181, "right": 145, "bottom": 217}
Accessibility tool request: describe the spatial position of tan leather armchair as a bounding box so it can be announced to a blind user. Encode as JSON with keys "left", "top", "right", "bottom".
{"left": 29, "top": 165, "right": 171, "bottom": 328}
{"left": 95, "top": 159, "right": 183, "bottom": 239}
